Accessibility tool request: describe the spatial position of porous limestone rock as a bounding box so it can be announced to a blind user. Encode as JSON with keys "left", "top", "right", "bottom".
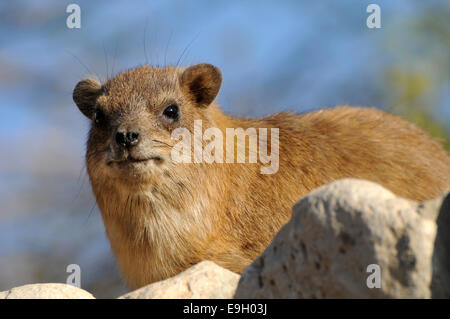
{"left": 234, "top": 179, "right": 448, "bottom": 298}
{"left": 0, "top": 283, "right": 95, "bottom": 299}
{"left": 119, "top": 260, "right": 240, "bottom": 299}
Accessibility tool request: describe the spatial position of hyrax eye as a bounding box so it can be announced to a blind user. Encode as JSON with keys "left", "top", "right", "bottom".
{"left": 94, "top": 109, "right": 106, "bottom": 127}
{"left": 163, "top": 104, "right": 179, "bottom": 121}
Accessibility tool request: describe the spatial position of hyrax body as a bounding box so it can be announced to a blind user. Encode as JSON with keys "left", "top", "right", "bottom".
{"left": 73, "top": 64, "right": 450, "bottom": 289}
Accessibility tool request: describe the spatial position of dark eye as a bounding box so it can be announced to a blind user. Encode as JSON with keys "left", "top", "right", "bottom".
{"left": 163, "top": 104, "right": 179, "bottom": 121}
{"left": 94, "top": 109, "right": 106, "bottom": 127}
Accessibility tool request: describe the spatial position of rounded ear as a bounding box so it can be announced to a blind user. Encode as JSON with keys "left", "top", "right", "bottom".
{"left": 73, "top": 78, "right": 102, "bottom": 118}
{"left": 179, "top": 63, "right": 222, "bottom": 107}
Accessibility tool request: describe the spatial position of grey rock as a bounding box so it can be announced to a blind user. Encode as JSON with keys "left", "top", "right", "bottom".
{"left": 425, "top": 192, "right": 450, "bottom": 298}
{"left": 235, "top": 179, "right": 445, "bottom": 298}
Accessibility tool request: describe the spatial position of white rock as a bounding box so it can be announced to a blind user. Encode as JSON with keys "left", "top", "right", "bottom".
{"left": 0, "top": 283, "right": 95, "bottom": 299}
{"left": 119, "top": 261, "right": 240, "bottom": 299}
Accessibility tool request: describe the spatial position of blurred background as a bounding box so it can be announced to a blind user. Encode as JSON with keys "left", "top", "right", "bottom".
{"left": 0, "top": 0, "right": 449, "bottom": 298}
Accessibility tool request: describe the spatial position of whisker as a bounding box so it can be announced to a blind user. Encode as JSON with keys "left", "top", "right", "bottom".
{"left": 84, "top": 201, "right": 97, "bottom": 226}
{"left": 111, "top": 40, "right": 118, "bottom": 76}
{"left": 164, "top": 29, "right": 173, "bottom": 67}
{"left": 103, "top": 43, "right": 109, "bottom": 79}
{"left": 72, "top": 163, "right": 88, "bottom": 204}
{"left": 65, "top": 49, "right": 101, "bottom": 80}
{"left": 176, "top": 31, "right": 201, "bottom": 68}
{"left": 143, "top": 16, "right": 150, "bottom": 65}
{"left": 152, "top": 139, "right": 173, "bottom": 148}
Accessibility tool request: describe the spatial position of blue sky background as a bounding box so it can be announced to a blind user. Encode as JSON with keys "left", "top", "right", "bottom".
{"left": 0, "top": 0, "right": 448, "bottom": 297}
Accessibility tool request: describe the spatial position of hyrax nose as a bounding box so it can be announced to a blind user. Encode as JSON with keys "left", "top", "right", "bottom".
{"left": 115, "top": 130, "right": 140, "bottom": 148}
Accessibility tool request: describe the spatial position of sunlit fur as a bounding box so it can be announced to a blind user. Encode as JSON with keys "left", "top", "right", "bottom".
{"left": 74, "top": 64, "right": 450, "bottom": 290}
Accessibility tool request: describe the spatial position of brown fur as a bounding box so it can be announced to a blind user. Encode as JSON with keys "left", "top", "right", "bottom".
{"left": 73, "top": 64, "right": 450, "bottom": 289}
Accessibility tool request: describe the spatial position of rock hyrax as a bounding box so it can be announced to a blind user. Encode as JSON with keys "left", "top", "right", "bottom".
{"left": 73, "top": 63, "right": 450, "bottom": 289}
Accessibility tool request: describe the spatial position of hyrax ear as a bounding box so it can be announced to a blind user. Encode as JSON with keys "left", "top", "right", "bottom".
{"left": 179, "top": 63, "right": 222, "bottom": 107}
{"left": 73, "top": 78, "right": 102, "bottom": 118}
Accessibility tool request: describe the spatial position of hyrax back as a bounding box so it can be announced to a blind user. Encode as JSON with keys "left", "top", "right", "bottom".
{"left": 73, "top": 64, "right": 450, "bottom": 289}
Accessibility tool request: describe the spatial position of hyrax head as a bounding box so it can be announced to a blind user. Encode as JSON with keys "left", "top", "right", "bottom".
{"left": 73, "top": 64, "right": 222, "bottom": 184}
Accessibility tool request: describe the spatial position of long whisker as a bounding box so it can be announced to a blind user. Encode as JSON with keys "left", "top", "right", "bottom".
{"left": 103, "top": 43, "right": 109, "bottom": 79}
{"left": 164, "top": 29, "right": 173, "bottom": 67}
{"left": 176, "top": 31, "right": 201, "bottom": 68}
{"left": 111, "top": 40, "right": 118, "bottom": 76}
{"left": 143, "top": 16, "right": 150, "bottom": 65}
{"left": 152, "top": 139, "right": 173, "bottom": 148}
{"left": 65, "top": 49, "right": 101, "bottom": 80}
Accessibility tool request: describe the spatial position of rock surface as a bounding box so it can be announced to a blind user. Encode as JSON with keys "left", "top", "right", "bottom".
{"left": 0, "top": 283, "right": 95, "bottom": 299}
{"left": 234, "top": 179, "right": 448, "bottom": 298}
{"left": 119, "top": 261, "right": 240, "bottom": 299}
{"left": 2, "top": 179, "right": 447, "bottom": 299}
{"left": 426, "top": 192, "right": 450, "bottom": 298}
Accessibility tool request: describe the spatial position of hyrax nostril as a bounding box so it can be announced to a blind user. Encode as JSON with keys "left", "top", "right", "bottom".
{"left": 127, "top": 131, "right": 140, "bottom": 146}
{"left": 115, "top": 130, "right": 140, "bottom": 148}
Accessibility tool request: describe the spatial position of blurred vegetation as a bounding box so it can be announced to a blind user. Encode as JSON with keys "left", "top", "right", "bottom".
{"left": 384, "top": 3, "right": 450, "bottom": 150}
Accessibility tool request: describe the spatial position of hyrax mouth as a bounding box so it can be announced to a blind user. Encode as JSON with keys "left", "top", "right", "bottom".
{"left": 130, "top": 155, "right": 164, "bottom": 163}
{"left": 106, "top": 154, "right": 164, "bottom": 167}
